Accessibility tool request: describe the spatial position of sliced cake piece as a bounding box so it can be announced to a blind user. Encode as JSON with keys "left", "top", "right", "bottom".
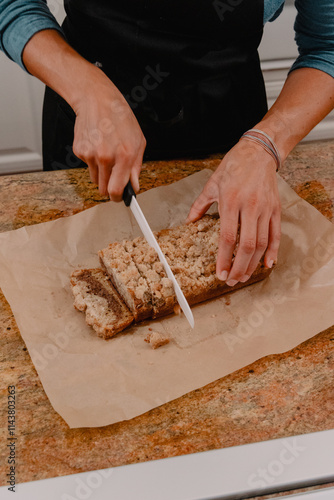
{"left": 98, "top": 242, "right": 152, "bottom": 321}
{"left": 122, "top": 237, "right": 176, "bottom": 319}
{"left": 70, "top": 268, "right": 134, "bottom": 339}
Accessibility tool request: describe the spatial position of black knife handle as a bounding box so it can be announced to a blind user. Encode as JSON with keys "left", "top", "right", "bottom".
{"left": 123, "top": 181, "right": 136, "bottom": 207}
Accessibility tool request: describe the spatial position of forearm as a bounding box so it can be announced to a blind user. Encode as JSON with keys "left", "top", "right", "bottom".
{"left": 254, "top": 68, "right": 334, "bottom": 161}
{"left": 22, "top": 29, "right": 110, "bottom": 112}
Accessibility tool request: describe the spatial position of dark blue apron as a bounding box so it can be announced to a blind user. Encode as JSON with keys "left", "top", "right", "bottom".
{"left": 43, "top": 0, "right": 267, "bottom": 168}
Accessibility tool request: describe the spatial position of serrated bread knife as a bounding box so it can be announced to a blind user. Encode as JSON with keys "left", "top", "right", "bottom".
{"left": 123, "top": 181, "right": 194, "bottom": 329}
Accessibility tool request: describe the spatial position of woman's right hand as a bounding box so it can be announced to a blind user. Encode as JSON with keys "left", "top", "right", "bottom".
{"left": 22, "top": 30, "right": 146, "bottom": 200}
{"left": 71, "top": 68, "right": 147, "bottom": 200}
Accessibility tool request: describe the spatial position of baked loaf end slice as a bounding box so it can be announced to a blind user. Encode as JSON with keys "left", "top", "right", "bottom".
{"left": 70, "top": 268, "right": 134, "bottom": 339}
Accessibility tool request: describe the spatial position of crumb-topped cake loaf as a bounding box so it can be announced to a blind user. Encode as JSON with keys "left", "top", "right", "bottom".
{"left": 71, "top": 214, "right": 273, "bottom": 338}
{"left": 98, "top": 214, "right": 271, "bottom": 318}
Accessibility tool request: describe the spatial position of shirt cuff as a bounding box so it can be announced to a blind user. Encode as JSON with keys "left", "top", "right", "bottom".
{"left": 2, "top": 15, "right": 64, "bottom": 71}
{"left": 289, "top": 54, "right": 334, "bottom": 79}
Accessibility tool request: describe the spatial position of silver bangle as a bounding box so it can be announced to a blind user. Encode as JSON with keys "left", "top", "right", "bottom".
{"left": 246, "top": 128, "right": 282, "bottom": 171}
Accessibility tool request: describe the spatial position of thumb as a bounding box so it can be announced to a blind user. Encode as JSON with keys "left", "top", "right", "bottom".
{"left": 186, "top": 190, "right": 214, "bottom": 224}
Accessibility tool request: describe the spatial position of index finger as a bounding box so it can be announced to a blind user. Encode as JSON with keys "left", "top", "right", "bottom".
{"left": 216, "top": 204, "right": 240, "bottom": 282}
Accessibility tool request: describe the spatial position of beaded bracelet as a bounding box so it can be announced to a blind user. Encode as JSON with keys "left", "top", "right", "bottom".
{"left": 240, "top": 128, "right": 282, "bottom": 172}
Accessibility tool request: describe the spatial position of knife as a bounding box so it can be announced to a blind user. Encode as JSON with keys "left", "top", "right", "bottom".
{"left": 123, "top": 181, "right": 194, "bottom": 329}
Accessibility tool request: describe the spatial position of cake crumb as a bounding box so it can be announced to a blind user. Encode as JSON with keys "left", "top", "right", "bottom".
{"left": 144, "top": 331, "right": 170, "bottom": 349}
{"left": 173, "top": 304, "right": 181, "bottom": 315}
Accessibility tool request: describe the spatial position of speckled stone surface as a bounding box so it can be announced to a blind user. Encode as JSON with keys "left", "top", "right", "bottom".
{"left": 0, "top": 140, "right": 333, "bottom": 495}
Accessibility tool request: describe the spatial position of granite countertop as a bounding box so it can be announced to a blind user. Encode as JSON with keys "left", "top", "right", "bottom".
{"left": 0, "top": 140, "right": 333, "bottom": 497}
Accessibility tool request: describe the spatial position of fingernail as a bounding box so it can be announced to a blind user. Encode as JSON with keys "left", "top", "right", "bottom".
{"left": 226, "top": 279, "right": 238, "bottom": 287}
{"left": 219, "top": 270, "right": 228, "bottom": 281}
{"left": 267, "top": 259, "right": 274, "bottom": 269}
{"left": 240, "top": 274, "right": 250, "bottom": 283}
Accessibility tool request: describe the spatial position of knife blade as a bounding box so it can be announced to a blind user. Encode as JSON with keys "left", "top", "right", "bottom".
{"left": 123, "top": 181, "right": 194, "bottom": 329}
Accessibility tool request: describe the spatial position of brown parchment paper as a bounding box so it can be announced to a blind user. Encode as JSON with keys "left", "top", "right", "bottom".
{"left": 1, "top": 170, "right": 334, "bottom": 429}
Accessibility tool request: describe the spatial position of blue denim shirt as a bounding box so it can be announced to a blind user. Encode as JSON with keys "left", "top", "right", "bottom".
{"left": 0, "top": 0, "right": 334, "bottom": 78}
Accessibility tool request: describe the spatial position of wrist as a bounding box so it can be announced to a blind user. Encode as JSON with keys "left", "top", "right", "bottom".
{"left": 233, "top": 138, "right": 278, "bottom": 174}
{"left": 65, "top": 63, "right": 111, "bottom": 112}
{"left": 240, "top": 129, "right": 281, "bottom": 171}
{"left": 68, "top": 64, "right": 129, "bottom": 120}
{"left": 252, "top": 111, "right": 295, "bottom": 163}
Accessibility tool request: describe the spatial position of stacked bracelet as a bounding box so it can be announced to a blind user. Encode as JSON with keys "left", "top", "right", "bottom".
{"left": 240, "top": 128, "right": 282, "bottom": 172}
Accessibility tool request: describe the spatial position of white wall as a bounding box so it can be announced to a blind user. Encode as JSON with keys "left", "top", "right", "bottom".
{"left": 0, "top": 2, "right": 332, "bottom": 175}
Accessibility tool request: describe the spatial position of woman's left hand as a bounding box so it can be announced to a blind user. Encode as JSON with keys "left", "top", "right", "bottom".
{"left": 186, "top": 139, "right": 281, "bottom": 286}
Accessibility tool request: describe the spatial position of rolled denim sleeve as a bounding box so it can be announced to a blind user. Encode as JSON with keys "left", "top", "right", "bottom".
{"left": 0, "top": 0, "right": 64, "bottom": 71}
{"left": 290, "top": 0, "right": 334, "bottom": 78}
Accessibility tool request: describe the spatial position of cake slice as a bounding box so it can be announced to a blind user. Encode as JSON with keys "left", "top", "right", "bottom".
{"left": 70, "top": 268, "right": 134, "bottom": 339}
{"left": 122, "top": 237, "right": 176, "bottom": 319}
{"left": 98, "top": 242, "right": 153, "bottom": 321}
